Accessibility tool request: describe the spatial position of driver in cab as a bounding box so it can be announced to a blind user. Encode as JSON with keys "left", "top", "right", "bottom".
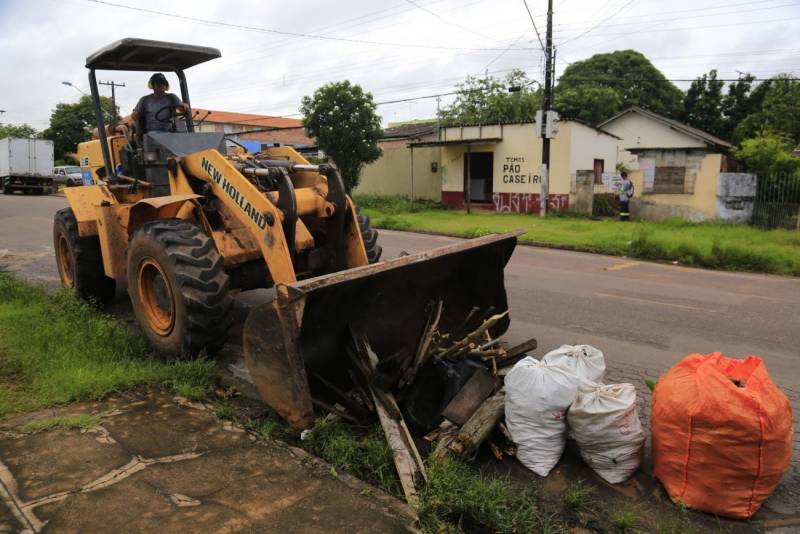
{"left": 131, "top": 73, "right": 189, "bottom": 133}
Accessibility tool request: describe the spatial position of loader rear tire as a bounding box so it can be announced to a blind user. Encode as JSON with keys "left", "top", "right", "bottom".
{"left": 53, "top": 208, "right": 116, "bottom": 305}
{"left": 127, "top": 219, "right": 233, "bottom": 357}
{"left": 357, "top": 208, "right": 382, "bottom": 264}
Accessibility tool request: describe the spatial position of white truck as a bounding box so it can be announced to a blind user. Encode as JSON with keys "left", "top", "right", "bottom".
{"left": 0, "top": 137, "right": 56, "bottom": 195}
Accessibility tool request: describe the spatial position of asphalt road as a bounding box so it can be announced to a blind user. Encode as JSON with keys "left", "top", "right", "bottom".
{"left": 2, "top": 192, "right": 799, "bottom": 513}
{"left": 2, "top": 192, "right": 798, "bottom": 391}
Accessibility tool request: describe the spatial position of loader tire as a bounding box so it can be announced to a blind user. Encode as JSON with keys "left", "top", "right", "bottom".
{"left": 127, "top": 219, "right": 233, "bottom": 357}
{"left": 53, "top": 208, "right": 116, "bottom": 305}
{"left": 357, "top": 209, "right": 382, "bottom": 264}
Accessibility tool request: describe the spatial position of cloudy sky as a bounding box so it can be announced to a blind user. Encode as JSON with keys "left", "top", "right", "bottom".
{"left": 0, "top": 0, "right": 798, "bottom": 129}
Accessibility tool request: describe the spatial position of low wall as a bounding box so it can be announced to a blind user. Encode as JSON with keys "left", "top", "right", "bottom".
{"left": 442, "top": 191, "right": 570, "bottom": 213}
{"left": 357, "top": 146, "right": 441, "bottom": 200}
{"left": 716, "top": 172, "right": 756, "bottom": 223}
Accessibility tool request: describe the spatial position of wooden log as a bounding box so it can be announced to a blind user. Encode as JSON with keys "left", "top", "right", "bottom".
{"left": 439, "top": 311, "right": 509, "bottom": 360}
{"left": 450, "top": 305, "right": 480, "bottom": 341}
{"left": 430, "top": 420, "right": 460, "bottom": 461}
{"left": 486, "top": 439, "right": 504, "bottom": 460}
{"left": 312, "top": 373, "right": 369, "bottom": 420}
{"left": 398, "top": 299, "right": 443, "bottom": 389}
{"left": 495, "top": 338, "right": 538, "bottom": 368}
{"left": 311, "top": 398, "right": 359, "bottom": 424}
{"left": 447, "top": 388, "right": 506, "bottom": 457}
{"left": 441, "top": 367, "right": 497, "bottom": 426}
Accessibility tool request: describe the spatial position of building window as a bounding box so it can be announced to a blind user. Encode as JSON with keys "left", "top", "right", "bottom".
{"left": 593, "top": 159, "right": 604, "bottom": 184}
{"left": 653, "top": 166, "right": 686, "bottom": 194}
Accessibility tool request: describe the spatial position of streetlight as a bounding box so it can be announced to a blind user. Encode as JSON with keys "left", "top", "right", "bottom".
{"left": 508, "top": 80, "right": 543, "bottom": 93}
{"left": 61, "top": 81, "right": 88, "bottom": 96}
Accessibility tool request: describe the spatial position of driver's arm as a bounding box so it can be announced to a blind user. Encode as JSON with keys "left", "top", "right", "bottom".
{"left": 131, "top": 96, "right": 146, "bottom": 122}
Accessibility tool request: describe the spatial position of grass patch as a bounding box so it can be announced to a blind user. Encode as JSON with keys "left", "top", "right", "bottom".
{"left": 243, "top": 413, "right": 565, "bottom": 533}
{"left": 353, "top": 194, "right": 449, "bottom": 214}
{"left": 360, "top": 207, "right": 800, "bottom": 276}
{"left": 302, "top": 417, "right": 402, "bottom": 497}
{"left": 0, "top": 273, "right": 217, "bottom": 418}
{"left": 20, "top": 413, "right": 101, "bottom": 434}
{"left": 419, "top": 458, "right": 563, "bottom": 534}
{"left": 563, "top": 479, "right": 595, "bottom": 513}
{"left": 611, "top": 506, "right": 639, "bottom": 532}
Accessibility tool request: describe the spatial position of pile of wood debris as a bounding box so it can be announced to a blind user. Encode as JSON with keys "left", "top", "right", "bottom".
{"left": 317, "top": 300, "right": 537, "bottom": 504}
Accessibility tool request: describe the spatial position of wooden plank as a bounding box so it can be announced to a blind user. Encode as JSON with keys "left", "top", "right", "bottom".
{"left": 349, "top": 327, "right": 427, "bottom": 505}
{"left": 504, "top": 338, "right": 538, "bottom": 360}
{"left": 372, "top": 387, "right": 426, "bottom": 504}
{"left": 441, "top": 367, "right": 497, "bottom": 426}
{"left": 496, "top": 338, "right": 538, "bottom": 369}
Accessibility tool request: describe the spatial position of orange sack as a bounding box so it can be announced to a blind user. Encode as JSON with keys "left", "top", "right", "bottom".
{"left": 651, "top": 352, "right": 793, "bottom": 519}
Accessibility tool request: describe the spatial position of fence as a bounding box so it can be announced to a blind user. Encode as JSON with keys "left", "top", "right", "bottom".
{"left": 752, "top": 173, "right": 800, "bottom": 230}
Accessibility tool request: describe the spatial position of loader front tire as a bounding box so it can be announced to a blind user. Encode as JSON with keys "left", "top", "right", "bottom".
{"left": 53, "top": 208, "right": 116, "bottom": 305}
{"left": 357, "top": 209, "right": 382, "bottom": 263}
{"left": 127, "top": 219, "right": 233, "bottom": 357}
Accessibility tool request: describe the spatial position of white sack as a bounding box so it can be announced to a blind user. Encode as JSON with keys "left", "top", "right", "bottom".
{"left": 567, "top": 380, "right": 645, "bottom": 484}
{"left": 504, "top": 357, "right": 579, "bottom": 477}
{"left": 542, "top": 345, "right": 606, "bottom": 383}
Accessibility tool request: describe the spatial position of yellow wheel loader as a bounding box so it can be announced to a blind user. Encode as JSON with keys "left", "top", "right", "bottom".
{"left": 55, "top": 38, "right": 520, "bottom": 429}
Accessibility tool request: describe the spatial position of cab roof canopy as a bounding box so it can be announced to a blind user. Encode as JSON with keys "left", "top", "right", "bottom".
{"left": 85, "top": 38, "right": 221, "bottom": 71}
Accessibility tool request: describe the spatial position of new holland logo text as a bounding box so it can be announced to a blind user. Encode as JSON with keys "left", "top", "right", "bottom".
{"left": 201, "top": 157, "right": 267, "bottom": 230}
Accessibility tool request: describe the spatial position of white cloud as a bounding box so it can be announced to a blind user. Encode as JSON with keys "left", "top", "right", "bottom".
{"left": 0, "top": 0, "right": 797, "bottom": 129}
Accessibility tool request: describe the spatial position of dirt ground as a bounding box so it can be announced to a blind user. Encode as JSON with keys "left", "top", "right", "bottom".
{"left": 0, "top": 389, "right": 415, "bottom": 534}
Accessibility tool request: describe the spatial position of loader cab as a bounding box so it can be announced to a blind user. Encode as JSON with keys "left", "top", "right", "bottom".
{"left": 84, "top": 38, "right": 222, "bottom": 193}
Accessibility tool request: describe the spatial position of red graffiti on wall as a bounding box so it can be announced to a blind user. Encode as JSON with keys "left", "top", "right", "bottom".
{"left": 491, "top": 192, "right": 569, "bottom": 213}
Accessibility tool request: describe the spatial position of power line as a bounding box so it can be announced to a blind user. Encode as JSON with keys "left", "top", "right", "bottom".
{"left": 521, "top": 0, "right": 546, "bottom": 52}
{"left": 558, "top": 0, "right": 636, "bottom": 46}
{"left": 403, "top": 0, "right": 499, "bottom": 42}
{"left": 86, "top": 0, "right": 535, "bottom": 53}
{"left": 559, "top": 15, "right": 800, "bottom": 42}
{"left": 553, "top": 1, "right": 797, "bottom": 35}
{"left": 549, "top": 0, "right": 789, "bottom": 29}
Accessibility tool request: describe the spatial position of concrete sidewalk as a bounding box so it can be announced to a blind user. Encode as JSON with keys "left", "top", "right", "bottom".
{"left": 0, "top": 390, "right": 415, "bottom": 533}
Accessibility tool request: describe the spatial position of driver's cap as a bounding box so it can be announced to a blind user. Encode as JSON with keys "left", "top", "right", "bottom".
{"left": 148, "top": 73, "right": 169, "bottom": 89}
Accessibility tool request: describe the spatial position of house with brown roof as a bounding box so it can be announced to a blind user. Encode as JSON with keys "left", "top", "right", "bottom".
{"left": 192, "top": 109, "right": 303, "bottom": 134}
{"left": 599, "top": 107, "right": 748, "bottom": 222}
{"left": 358, "top": 119, "right": 620, "bottom": 209}
{"left": 192, "top": 108, "right": 316, "bottom": 156}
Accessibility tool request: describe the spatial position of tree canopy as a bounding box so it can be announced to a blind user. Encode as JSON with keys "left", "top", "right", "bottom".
{"left": 555, "top": 50, "right": 683, "bottom": 123}
{"left": 733, "top": 134, "right": 800, "bottom": 177}
{"left": 41, "top": 95, "right": 118, "bottom": 161}
{"left": 301, "top": 81, "right": 383, "bottom": 193}
{"left": 731, "top": 75, "right": 800, "bottom": 146}
{"left": 438, "top": 69, "right": 542, "bottom": 126}
{"left": 681, "top": 69, "right": 725, "bottom": 138}
{"left": 0, "top": 123, "right": 38, "bottom": 139}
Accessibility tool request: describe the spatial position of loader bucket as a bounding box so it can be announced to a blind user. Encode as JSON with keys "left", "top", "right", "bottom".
{"left": 243, "top": 231, "right": 522, "bottom": 430}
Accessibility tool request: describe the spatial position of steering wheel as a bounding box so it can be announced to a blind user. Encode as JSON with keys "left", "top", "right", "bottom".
{"left": 154, "top": 104, "right": 185, "bottom": 123}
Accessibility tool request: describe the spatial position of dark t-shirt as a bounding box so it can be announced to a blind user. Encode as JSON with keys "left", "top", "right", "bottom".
{"left": 133, "top": 93, "right": 182, "bottom": 132}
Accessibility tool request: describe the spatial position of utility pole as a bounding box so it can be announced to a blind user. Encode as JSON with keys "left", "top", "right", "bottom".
{"left": 99, "top": 80, "right": 125, "bottom": 117}
{"left": 539, "top": 0, "right": 554, "bottom": 218}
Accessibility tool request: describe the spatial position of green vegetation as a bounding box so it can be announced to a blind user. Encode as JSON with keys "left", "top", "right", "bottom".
{"left": 20, "top": 413, "right": 101, "bottom": 434}
{"left": 418, "top": 458, "right": 560, "bottom": 534}
{"left": 301, "top": 81, "right": 383, "bottom": 193}
{"left": 438, "top": 69, "right": 542, "bottom": 126}
{"left": 0, "top": 273, "right": 217, "bottom": 418}
{"left": 563, "top": 480, "right": 595, "bottom": 514}
{"left": 357, "top": 200, "right": 800, "bottom": 276}
{"left": 302, "top": 418, "right": 402, "bottom": 497}
{"left": 354, "top": 193, "right": 450, "bottom": 214}
{"left": 611, "top": 507, "right": 638, "bottom": 532}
